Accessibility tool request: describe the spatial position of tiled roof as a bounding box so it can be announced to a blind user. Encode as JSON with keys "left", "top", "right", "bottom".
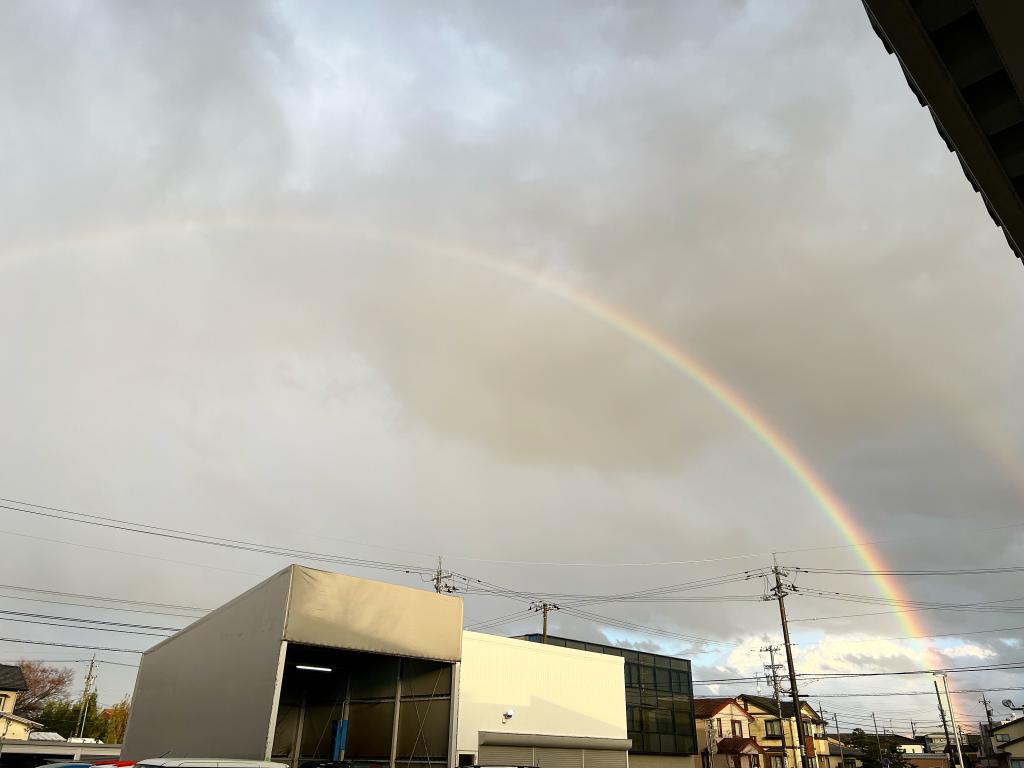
{"left": 715, "top": 738, "right": 765, "bottom": 755}
{"left": 0, "top": 664, "right": 27, "bottom": 691}
{"left": 740, "top": 694, "right": 820, "bottom": 721}
{"left": 695, "top": 697, "right": 746, "bottom": 719}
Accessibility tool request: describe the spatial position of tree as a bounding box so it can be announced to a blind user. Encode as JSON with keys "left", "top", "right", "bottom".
{"left": 100, "top": 696, "right": 131, "bottom": 744}
{"left": 13, "top": 660, "right": 75, "bottom": 720}
{"left": 849, "top": 728, "right": 882, "bottom": 768}
{"left": 39, "top": 691, "right": 105, "bottom": 740}
{"left": 884, "top": 748, "right": 914, "bottom": 768}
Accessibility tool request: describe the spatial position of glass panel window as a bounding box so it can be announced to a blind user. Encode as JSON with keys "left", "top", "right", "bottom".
{"left": 655, "top": 668, "right": 672, "bottom": 691}
{"left": 997, "top": 734, "right": 1010, "bottom": 743}
{"left": 766, "top": 720, "right": 783, "bottom": 737}
{"left": 640, "top": 665, "right": 655, "bottom": 687}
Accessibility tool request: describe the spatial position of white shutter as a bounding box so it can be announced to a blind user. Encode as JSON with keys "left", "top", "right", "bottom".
{"left": 583, "top": 749, "right": 628, "bottom": 768}
{"left": 536, "top": 748, "right": 584, "bottom": 768}
{"left": 480, "top": 745, "right": 536, "bottom": 765}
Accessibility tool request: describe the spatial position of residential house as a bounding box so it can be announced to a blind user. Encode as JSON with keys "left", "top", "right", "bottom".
{"left": 0, "top": 663, "right": 40, "bottom": 741}
{"left": 695, "top": 698, "right": 765, "bottom": 768}
{"left": 740, "top": 695, "right": 831, "bottom": 768}
{"left": 878, "top": 734, "right": 926, "bottom": 754}
{"left": 990, "top": 716, "right": 1024, "bottom": 768}
{"left": 924, "top": 734, "right": 953, "bottom": 755}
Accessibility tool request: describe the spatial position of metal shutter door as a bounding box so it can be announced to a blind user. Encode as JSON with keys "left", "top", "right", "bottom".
{"left": 536, "top": 748, "right": 584, "bottom": 768}
{"left": 583, "top": 750, "right": 628, "bottom": 768}
{"left": 479, "top": 746, "right": 536, "bottom": 765}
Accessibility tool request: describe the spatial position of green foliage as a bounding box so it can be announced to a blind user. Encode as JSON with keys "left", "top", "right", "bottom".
{"left": 849, "top": 728, "right": 881, "bottom": 768}
{"left": 885, "top": 749, "right": 915, "bottom": 768}
{"left": 845, "top": 728, "right": 917, "bottom": 768}
{"left": 39, "top": 691, "right": 105, "bottom": 740}
{"left": 100, "top": 696, "right": 132, "bottom": 744}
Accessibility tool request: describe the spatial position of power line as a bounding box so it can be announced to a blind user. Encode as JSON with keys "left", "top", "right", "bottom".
{"left": 792, "top": 587, "right": 1024, "bottom": 613}
{"left": 0, "top": 615, "right": 172, "bottom": 637}
{"left": 793, "top": 566, "right": 1024, "bottom": 577}
{"left": 0, "top": 500, "right": 437, "bottom": 577}
{"left": 0, "top": 590, "right": 206, "bottom": 619}
{"left": 0, "top": 582, "right": 208, "bottom": 613}
{"left": 0, "top": 635, "right": 144, "bottom": 653}
{"left": 792, "top": 623, "right": 1024, "bottom": 644}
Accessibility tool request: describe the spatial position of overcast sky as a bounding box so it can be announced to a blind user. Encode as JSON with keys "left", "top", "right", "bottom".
{"left": 2, "top": 0, "right": 1023, "bottom": 734}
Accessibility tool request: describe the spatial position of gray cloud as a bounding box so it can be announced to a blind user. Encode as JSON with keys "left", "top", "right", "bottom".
{"left": 1, "top": 0, "right": 1022, "bottom": 719}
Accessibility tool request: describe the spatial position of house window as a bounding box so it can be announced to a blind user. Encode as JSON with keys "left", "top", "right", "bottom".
{"left": 717, "top": 719, "right": 724, "bottom": 737}
{"left": 0, "top": 695, "right": 7, "bottom": 712}
{"left": 733, "top": 720, "right": 744, "bottom": 737}
{"left": 996, "top": 734, "right": 1010, "bottom": 743}
{"left": 766, "top": 720, "right": 783, "bottom": 737}
{"left": 1009, "top": 761, "right": 1023, "bottom": 768}
{"left": 751, "top": 755, "right": 760, "bottom": 768}
{"left": 770, "top": 755, "right": 785, "bottom": 768}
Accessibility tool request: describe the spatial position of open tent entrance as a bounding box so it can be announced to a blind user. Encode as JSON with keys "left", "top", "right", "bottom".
{"left": 272, "top": 643, "right": 454, "bottom": 768}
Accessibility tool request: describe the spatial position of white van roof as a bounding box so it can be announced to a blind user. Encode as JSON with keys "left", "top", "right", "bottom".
{"left": 136, "top": 761, "right": 287, "bottom": 768}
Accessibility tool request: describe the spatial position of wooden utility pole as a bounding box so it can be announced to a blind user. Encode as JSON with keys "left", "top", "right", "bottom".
{"left": 531, "top": 602, "right": 559, "bottom": 643}
{"left": 770, "top": 557, "right": 808, "bottom": 768}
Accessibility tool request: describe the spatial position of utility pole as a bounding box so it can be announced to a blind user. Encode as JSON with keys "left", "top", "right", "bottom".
{"left": 530, "top": 602, "right": 559, "bottom": 643}
{"left": 707, "top": 715, "right": 718, "bottom": 768}
{"left": 935, "top": 679, "right": 952, "bottom": 751}
{"left": 769, "top": 556, "right": 808, "bottom": 768}
{"left": 939, "top": 674, "right": 966, "bottom": 768}
{"left": 76, "top": 656, "right": 96, "bottom": 739}
{"left": 834, "top": 714, "right": 846, "bottom": 768}
{"left": 872, "top": 712, "right": 883, "bottom": 761}
{"left": 762, "top": 645, "right": 790, "bottom": 768}
{"left": 432, "top": 557, "right": 455, "bottom": 594}
{"left": 981, "top": 693, "right": 996, "bottom": 758}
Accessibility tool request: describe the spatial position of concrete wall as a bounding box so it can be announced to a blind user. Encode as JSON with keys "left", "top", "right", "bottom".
{"left": 456, "top": 632, "right": 627, "bottom": 758}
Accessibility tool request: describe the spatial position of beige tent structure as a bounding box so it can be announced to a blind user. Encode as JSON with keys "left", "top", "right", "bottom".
{"left": 123, "top": 565, "right": 463, "bottom": 766}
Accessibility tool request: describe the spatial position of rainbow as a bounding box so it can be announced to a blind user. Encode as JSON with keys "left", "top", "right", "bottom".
{"left": 5, "top": 217, "right": 955, "bottom": 698}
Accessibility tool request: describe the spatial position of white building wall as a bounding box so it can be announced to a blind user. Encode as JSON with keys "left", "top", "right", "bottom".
{"left": 457, "top": 632, "right": 628, "bottom": 758}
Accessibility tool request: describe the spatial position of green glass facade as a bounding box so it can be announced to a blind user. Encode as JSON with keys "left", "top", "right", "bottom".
{"left": 519, "top": 634, "right": 697, "bottom": 757}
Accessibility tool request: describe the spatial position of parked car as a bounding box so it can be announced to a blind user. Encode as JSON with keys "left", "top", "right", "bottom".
{"left": 134, "top": 761, "right": 287, "bottom": 768}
